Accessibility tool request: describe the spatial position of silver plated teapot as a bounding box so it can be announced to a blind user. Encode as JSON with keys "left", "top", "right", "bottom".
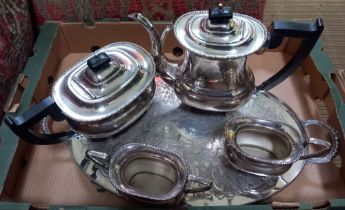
{"left": 5, "top": 43, "right": 156, "bottom": 144}
{"left": 130, "top": 4, "right": 324, "bottom": 112}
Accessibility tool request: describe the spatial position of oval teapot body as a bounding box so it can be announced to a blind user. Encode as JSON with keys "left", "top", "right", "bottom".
{"left": 174, "top": 52, "right": 255, "bottom": 111}
{"left": 130, "top": 8, "right": 324, "bottom": 112}
{"left": 129, "top": 13, "right": 256, "bottom": 112}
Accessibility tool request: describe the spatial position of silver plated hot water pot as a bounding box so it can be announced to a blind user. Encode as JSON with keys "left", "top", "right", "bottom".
{"left": 130, "top": 4, "right": 324, "bottom": 111}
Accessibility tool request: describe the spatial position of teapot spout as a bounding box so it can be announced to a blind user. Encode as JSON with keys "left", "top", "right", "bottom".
{"left": 128, "top": 13, "right": 162, "bottom": 61}
{"left": 129, "top": 13, "right": 178, "bottom": 85}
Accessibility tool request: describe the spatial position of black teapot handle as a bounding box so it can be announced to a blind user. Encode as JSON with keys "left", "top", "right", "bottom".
{"left": 4, "top": 96, "right": 74, "bottom": 145}
{"left": 256, "top": 18, "right": 324, "bottom": 91}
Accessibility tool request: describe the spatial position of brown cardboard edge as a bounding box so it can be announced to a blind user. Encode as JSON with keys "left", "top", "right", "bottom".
{"left": 0, "top": 21, "right": 342, "bottom": 210}
{"left": 308, "top": 39, "right": 345, "bottom": 208}
{"left": 0, "top": 22, "right": 59, "bottom": 197}
{"left": 58, "top": 21, "right": 180, "bottom": 53}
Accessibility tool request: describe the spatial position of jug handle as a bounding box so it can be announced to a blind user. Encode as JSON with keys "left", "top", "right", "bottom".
{"left": 300, "top": 119, "right": 339, "bottom": 163}
{"left": 256, "top": 18, "right": 324, "bottom": 91}
{"left": 4, "top": 96, "right": 74, "bottom": 145}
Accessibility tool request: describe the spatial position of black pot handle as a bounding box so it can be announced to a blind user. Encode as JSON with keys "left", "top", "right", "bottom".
{"left": 4, "top": 96, "right": 74, "bottom": 145}
{"left": 256, "top": 18, "right": 324, "bottom": 91}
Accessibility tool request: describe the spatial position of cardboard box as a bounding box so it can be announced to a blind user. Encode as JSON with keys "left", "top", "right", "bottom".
{"left": 0, "top": 22, "right": 345, "bottom": 209}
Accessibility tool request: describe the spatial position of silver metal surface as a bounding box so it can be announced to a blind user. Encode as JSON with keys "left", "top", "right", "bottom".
{"left": 108, "top": 143, "right": 211, "bottom": 205}
{"left": 67, "top": 78, "right": 308, "bottom": 205}
{"left": 226, "top": 118, "right": 303, "bottom": 162}
{"left": 174, "top": 11, "right": 267, "bottom": 60}
{"left": 130, "top": 12, "right": 258, "bottom": 112}
{"left": 52, "top": 42, "right": 156, "bottom": 138}
{"left": 128, "top": 13, "right": 181, "bottom": 86}
{"left": 173, "top": 55, "right": 255, "bottom": 111}
{"left": 301, "top": 119, "right": 339, "bottom": 163}
{"left": 185, "top": 175, "right": 213, "bottom": 194}
{"left": 225, "top": 118, "right": 305, "bottom": 176}
{"left": 224, "top": 118, "right": 339, "bottom": 177}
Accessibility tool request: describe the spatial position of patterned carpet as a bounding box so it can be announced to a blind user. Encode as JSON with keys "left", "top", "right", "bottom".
{"left": 0, "top": 1, "right": 34, "bottom": 121}
{"left": 31, "top": 0, "right": 266, "bottom": 24}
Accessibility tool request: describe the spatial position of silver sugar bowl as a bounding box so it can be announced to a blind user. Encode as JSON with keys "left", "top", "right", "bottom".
{"left": 87, "top": 143, "right": 212, "bottom": 206}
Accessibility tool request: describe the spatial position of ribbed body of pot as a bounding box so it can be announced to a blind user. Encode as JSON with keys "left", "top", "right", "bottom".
{"left": 130, "top": 9, "right": 267, "bottom": 112}
{"left": 174, "top": 53, "right": 255, "bottom": 112}
{"left": 67, "top": 81, "right": 155, "bottom": 138}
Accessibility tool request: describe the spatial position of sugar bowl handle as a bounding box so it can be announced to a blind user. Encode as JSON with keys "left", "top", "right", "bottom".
{"left": 85, "top": 150, "right": 110, "bottom": 169}
{"left": 300, "top": 119, "right": 339, "bottom": 163}
{"left": 184, "top": 175, "right": 212, "bottom": 193}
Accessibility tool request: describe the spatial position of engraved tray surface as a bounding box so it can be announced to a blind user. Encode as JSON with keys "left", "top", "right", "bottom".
{"left": 67, "top": 78, "right": 306, "bottom": 205}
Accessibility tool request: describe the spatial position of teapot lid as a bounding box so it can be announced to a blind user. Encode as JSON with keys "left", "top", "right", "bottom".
{"left": 52, "top": 42, "right": 155, "bottom": 122}
{"left": 174, "top": 5, "right": 267, "bottom": 59}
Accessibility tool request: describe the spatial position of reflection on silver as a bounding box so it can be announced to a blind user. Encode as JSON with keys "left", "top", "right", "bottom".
{"left": 129, "top": 12, "right": 265, "bottom": 112}
{"left": 106, "top": 143, "right": 211, "bottom": 206}
{"left": 68, "top": 79, "right": 307, "bottom": 206}
{"left": 52, "top": 42, "right": 156, "bottom": 138}
{"left": 225, "top": 118, "right": 303, "bottom": 176}
{"left": 224, "top": 117, "right": 338, "bottom": 176}
{"left": 175, "top": 11, "right": 267, "bottom": 59}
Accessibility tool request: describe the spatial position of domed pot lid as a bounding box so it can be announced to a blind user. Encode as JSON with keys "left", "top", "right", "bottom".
{"left": 52, "top": 42, "right": 155, "bottom": 122}
{"left": 174, "top": 4, "right": 268, "bottom": 59}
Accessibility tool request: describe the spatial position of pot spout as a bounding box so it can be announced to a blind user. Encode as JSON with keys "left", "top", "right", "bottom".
{"left": 128, "top": 13, "right": 162, "bottom": 62}
{"left": 129, "top": 13, "right": 179, "bottom": 85}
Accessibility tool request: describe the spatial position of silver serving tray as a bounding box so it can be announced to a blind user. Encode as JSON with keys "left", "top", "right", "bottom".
{"left": 66, "top": 78, "right": 306, "bottom": 205}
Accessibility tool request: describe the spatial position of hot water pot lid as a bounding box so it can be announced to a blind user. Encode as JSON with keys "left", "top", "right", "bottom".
{"left": 174, "top": 5, "right": 267, "bottom": 59}
{"left": 52, "top": 42, "right": 155, "bottom": 122}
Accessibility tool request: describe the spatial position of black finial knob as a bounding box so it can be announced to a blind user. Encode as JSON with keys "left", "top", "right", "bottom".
{"left": 209, "top": 4, "right": 233, "bottom": 24}
{"left": 87, "top": 52, "right": 111, "bottom": 72}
